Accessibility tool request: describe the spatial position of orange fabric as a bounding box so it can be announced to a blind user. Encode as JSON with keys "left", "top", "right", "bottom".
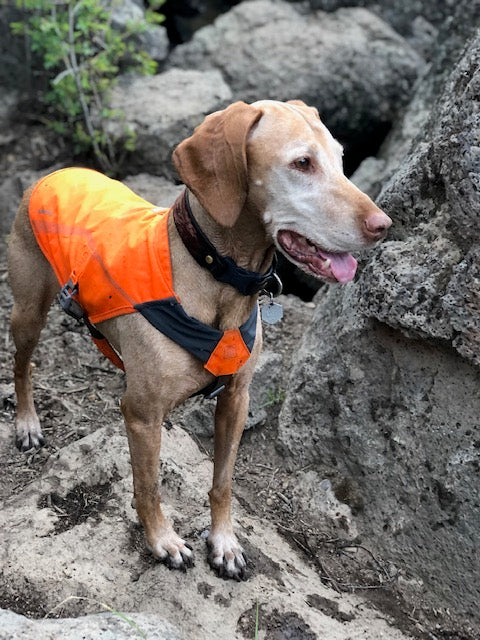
{"left": 205, "top": 328, "right": 251, "bottom": 376}
{"left": 29, "top": 168, "right": 175, "bottom": 325}
{"left": 29, "top": 167, "right": 253, "bottom": 377}
{"left": 92, "top": 337, "right": 125, "bottom": 371}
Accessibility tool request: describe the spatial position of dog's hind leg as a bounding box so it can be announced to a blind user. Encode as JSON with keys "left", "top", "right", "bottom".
{"left": 8, "top": 202, "right": 59, "bottom": 451}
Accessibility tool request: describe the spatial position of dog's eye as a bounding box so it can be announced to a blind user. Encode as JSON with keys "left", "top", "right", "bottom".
{"left": 292, "top": 157, "right": 312, "bottom": 172}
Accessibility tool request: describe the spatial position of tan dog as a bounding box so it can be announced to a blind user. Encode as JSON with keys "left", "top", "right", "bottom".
{"left": 8, "top": 100, "right": 391, "bottom": 580}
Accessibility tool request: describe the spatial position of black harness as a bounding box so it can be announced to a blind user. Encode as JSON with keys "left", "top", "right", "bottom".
{"left": 168, "top": 190, "right": 281, "bottom": 398}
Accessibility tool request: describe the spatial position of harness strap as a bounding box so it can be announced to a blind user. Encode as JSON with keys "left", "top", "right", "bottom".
{"left": 173, "top": 190, "right": 282, "bottom": 297}
{"left": 58, "top": 280, "right": 125, "bottom": 371}
{"left": 57, "top": 283, "right": 256, "bottom": 395}
{"left": 193, "top": 375, "right": 231, "bottom": 400}
{"left": 134, "top": 297, "right": 257, "bottom": 377}
{"left": 86, "top": 322, "right": 125, "bottom": 372}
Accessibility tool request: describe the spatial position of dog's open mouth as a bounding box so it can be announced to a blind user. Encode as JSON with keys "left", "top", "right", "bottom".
{"left": 277, "top": 229, "right": 358, "bottom": 283}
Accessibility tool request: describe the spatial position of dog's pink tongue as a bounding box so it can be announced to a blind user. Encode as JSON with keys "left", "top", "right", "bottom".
{"left": 322, "top": 251, "right": 358, "bottom": 283}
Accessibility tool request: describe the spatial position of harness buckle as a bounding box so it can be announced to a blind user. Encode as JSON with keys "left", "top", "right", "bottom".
{"left": 193, "top": 375, "right": 231, "bottom": 400}
{"left": 204, "top": 382, "right": 227, "bottom": 400}
{"left": 58, "top": 280, "right": 84, "bottom": 321}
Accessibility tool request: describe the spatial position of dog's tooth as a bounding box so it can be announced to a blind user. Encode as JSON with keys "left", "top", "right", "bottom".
{"left": 323, "top": 258, "right": 331, "bottom": 268}
{"left": 308, "top": 244, "right": 317, "bottom": 253}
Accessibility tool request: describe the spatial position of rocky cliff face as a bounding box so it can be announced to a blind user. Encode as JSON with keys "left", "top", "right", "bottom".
{"left": 279, "top": 19, "right": 480, "bottom": 621}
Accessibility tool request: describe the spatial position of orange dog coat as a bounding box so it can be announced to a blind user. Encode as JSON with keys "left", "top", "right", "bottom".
{"left": 29, "top": 168, "right": 256, "bottom": 376}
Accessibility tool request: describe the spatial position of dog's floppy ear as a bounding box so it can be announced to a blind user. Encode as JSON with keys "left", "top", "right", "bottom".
{"left": 172, "top": 101, "right": 263, "bottom": 228}
{"left": 287, "top": 99, "right": 321, "bottom": 120}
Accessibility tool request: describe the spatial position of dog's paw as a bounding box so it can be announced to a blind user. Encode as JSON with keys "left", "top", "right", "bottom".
{"left": 15, "top": 414, "right": 45, "bottom": 452}
{"left": 207, "top": 531, "right": 249, "bottom": 581}
{"left": 147, "top": 530, "right": 194, "bottom": 572}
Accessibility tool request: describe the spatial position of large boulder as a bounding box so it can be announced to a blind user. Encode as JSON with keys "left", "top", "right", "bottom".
{"left": 169, "top": 0, "right": 424, "bottom": 171}
{"left": 123, "top": 173, "right": 184, "bottom": 206}
{"left": 108, "top": 68, "right": 232, "bottom": 178}
{"left": 369, "top": 32, "right": 480, "bottom": 364}
{"left": 352, "top": 0, "right": 480, "bottom": 201}
{"left": 306, "top": 0, "right": 463, "bottom": 58}
{"left": 278, "top": 26, "right": 480, "bottom": 622}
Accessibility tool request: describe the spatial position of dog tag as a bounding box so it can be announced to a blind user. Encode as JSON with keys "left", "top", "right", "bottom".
{"left": 261, "top": 300, "right": 283, "bottom": 325}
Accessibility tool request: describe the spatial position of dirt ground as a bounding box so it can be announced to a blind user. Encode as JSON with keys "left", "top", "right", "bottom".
{"left": 0, "top": 238, "right": 476, "bottom": 640}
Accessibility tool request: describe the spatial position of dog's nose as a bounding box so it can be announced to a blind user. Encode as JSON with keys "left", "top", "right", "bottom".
{"left": 363, "top": 211, "right": 392, "bottom": 240}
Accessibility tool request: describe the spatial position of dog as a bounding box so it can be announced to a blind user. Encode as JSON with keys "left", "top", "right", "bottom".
{"left": 8, "top": 100, "right": 391, "bottom": 580}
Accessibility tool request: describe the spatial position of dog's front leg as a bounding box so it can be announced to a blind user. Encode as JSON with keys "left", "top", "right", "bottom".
{"left": 121, "top": 394, "right": 193, "bottom": 570}
{"left": 207, "top": 379, "right": 250, "bottom": 580}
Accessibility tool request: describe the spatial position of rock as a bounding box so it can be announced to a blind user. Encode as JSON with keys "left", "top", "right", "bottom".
{"left": 278, "top": 27, "right": 480, "bottom": 622}
{"left": 370, "top": 33, "right": 480, "bottom": 360}
{"left": 173, "top": 395, "right": 215, "bottom": 438}
{"left": 279, "top": 283, "right": 480, "bottom": 618}
{"left": 135, "top": 24, "right": 170, "bottom": 63}
{"left": 307, "top": 0, "right": 459, "bottom": 59}
{"left": 246, "top": 350, "right": 284, "bottom": 429}
{"left": 350, "top": 157, "right": 388, "bottom": 198}
{"left": 173, "top": 349, "right": 284, "bottom": 437}
{"left": 408, "top": 15, "right": 439, "bottom": 59}
{"left": 0, "top": 170, "right": 50, "bottom": 239}
{"left": 110, "top": 0, "right": 169, "bottom": 63}
{"left": 169, "top": 0, "right": 423, "bottom": 170}
{"left": 123, "top": 174, "right": 184, "bottom": 207}
{"left": 356, "top": 234, "right": 462, "bottom": 341}
{"left": 108, "top": 68, "right": 232, "bottom": 178}
{"left": 0, "top": 609, "right": 182, "bottom": 640}
{"left": 291, "top": 474, "right": 358, "bottom": 540}
{"left": 351, "top": 0, "right": 480, "bottom": 200}
{"left": 39, "top": 424, "right": 132, "bottom": 496}
{"left": 442, "top": 247, "right": 480, "bottom": 365}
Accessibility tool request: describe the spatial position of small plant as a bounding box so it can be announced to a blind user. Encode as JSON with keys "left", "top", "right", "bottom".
{"left": 11, "top": 0, "right": 164, "bottom": 174}
{"left": 255, "top": 600, "right": 260, "bottom": 639}
{"left": 259, "top": 387, "right": 286, "bottom": 409}
{"left": 46, "top": 595, "right": 147, "bottom": 638}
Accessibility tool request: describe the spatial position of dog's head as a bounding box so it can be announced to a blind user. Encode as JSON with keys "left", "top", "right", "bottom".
{"left": 173, "top": 100, "right": 391, "bottom": 284}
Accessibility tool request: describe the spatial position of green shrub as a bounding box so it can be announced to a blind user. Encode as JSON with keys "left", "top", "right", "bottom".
{"left": 11, "top": 0, "right": 164, "bottom": 174}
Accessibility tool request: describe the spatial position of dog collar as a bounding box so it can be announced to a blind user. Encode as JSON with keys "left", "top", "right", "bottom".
{"left": 172, "top": 190, "right": 282, "bottom": 297}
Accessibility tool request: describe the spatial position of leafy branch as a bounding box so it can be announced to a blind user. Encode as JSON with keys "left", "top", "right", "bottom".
{"left": 11, "top": 0, "right": 164, "bottom": 174}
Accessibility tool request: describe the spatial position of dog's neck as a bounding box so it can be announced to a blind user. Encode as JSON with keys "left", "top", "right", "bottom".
{"left": 186, "top": 191, "right": 274, "bottom": 275}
